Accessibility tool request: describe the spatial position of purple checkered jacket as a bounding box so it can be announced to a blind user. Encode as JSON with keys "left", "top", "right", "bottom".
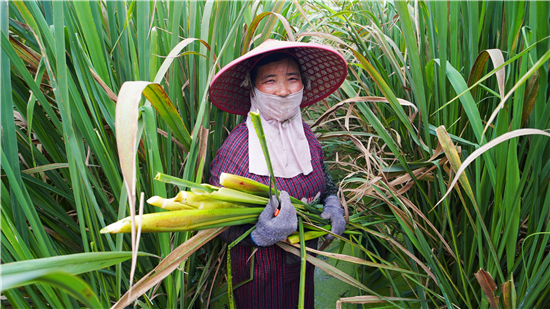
{"left": 209, "top": 120, "right": 325, "bottom": 309}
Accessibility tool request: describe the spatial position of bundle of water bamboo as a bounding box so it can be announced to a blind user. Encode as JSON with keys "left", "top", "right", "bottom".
{"left": 100, "top": 172, "right": 333, "bottom": 242}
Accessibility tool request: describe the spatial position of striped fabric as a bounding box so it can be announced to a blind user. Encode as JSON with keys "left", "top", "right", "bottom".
{"left": 210, "top": 121, "right": 325, "bottom": 309}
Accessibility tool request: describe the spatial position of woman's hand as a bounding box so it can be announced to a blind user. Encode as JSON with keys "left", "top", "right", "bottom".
{"left": 251, "top": 191, "right": 297, "bottom": 247}
{"left": 321, "top": 195, "right": 346, "bottom": 240}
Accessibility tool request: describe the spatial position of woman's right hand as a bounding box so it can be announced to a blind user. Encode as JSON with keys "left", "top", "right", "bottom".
{"left": 251, "top": 191, "right": 297, "bottom": 247}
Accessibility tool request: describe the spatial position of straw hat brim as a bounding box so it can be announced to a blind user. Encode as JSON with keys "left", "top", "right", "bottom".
{"left": 209, "top": 40, "right": 347, "bottom": 116}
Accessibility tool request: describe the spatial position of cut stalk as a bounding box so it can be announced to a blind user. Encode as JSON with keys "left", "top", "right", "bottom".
{"left": 220, "top": 172, "right": 309, "bottom": 209}
{"left": 194, "top": 201, "right": 246, "bottom": 210}
{"left": 288, "top": 231, "right": 328, "bottom": 244}
{"left": 208, "top": 187, "right": 269, "bottom": 205}
{"left": 220, "top": 172, "right": 270, "bottom": 197}
{"left": 287, "top": 224, "right": 331, "bottom": 244}
{"left": 177, "top": 191, "right": 246, "bottom": 209}
{"left": 100, "top": 208, "right": 262, "bottom": 233}
{"left": 155, "top": 172, "right": 216, "bottom": 193}
{"left": 147, "top": 195, "right": 198, "bottom": 211}
{"left": 147, "top": 194, "right": 245, "bottom": 211}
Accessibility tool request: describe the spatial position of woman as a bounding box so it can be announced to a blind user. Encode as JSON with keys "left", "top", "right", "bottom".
{"left": 208, "top": 39, "right": 347, "bottom": 308}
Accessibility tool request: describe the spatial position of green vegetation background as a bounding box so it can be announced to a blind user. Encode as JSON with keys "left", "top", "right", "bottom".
{"left": 2, "top": 1, "right": 550, "bottom": 308}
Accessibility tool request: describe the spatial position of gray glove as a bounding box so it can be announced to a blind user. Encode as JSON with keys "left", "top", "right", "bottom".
{"left": 321, "top": 195, "right": 346, "bottom": 240}
{"left": 251, "top": 191, "right": 297, "bottom": 247}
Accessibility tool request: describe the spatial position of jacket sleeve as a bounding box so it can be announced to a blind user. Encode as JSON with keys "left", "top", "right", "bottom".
{"left": 320, "top": 162, "right": 338, "bottom": 203}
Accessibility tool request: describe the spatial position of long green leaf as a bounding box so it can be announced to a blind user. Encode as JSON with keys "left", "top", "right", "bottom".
{"left": 112, "top": 228, "right": 224, "bottom": 309}
{"left": 142, "top": 83, "right": 191, "bottom": 149}
{"left": 2, "top": 270, "right": 102, "bottom": 309}
{"left": 0, "top": 252, "right": 144, "bottom": 276}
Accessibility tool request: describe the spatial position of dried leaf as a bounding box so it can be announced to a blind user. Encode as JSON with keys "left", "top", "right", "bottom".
{"left": 89, "top": 67, "right": 117, "bottom": 102}
{"left": 9, "top": 35, "right": 41, "bottom": 71}
{"left": 481, "top": 49, "right": 550, "bottom": 138}
{"left": 312, "top": 96, "right": 417, "bottom": 128}
{"left": 435, "top": 126, "right": 476, "bottom": 207}
{"left": 338, "top": 295, "right": 426, "bottom": 304}
{"left": 435, "top": 128, "right": 550, "bottom": 208}
{"left": 349, "top": 223, "right": 438, "bottom": 283}
{"left": 289, "top": 241, "right": 424, "bottom": 277}
{"left": 475, "top": 268, "right": 499, "bottom": 309}
{"left": 277, "top": 242, "right": 401, "bottom": 308}
{"left": 116, "top": 81, "right": 150, "bottom": 289}
{"left": 468, "top": 49, "right": 506, "bottom": 99}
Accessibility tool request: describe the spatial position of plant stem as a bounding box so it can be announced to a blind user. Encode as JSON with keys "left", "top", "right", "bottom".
{"left": 227, "top": 226, "right": 256, "bottom": 309}
{"left": 298, "top": 217, "right": 306, "bottom": 309}
{"left": 155, "top": 172, "right": 215, "bottom": 193}
{"left": 249, "top": 112, "right": 278, "bottom": 193}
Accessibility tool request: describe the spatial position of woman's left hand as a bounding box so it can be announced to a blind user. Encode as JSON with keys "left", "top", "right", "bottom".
{"left": 321, "top": 195, "right": 346, "bottom": 240}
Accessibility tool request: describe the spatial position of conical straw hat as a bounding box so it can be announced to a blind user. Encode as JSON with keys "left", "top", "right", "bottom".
{"left": 209, "top": 40, "right": 347, "bottom": 115}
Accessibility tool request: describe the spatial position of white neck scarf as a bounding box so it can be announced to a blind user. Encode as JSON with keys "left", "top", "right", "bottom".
{"left": 246, "top": 87, "right": 313, "bottom": 178}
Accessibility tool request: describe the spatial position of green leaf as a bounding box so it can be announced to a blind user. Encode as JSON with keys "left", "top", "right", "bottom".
{"left": 351, "top": 48, "right": 427, "bottom": 151}
{"left": 112, "top": 228, "right": 224, "bottom": 309}
{"left": 142, "top": 83, "right": 191, "bottom": 149}
{"left": 2, "top": 270, "right": 102, "bottom": 308}
{"left": 394, "top": 1, "right": 431, "bottom": 150}
{"left": 434, "top": 60, "right": 484, "bottom": 144}
{"left": 0, "top": 252, "right": 143, "bottom": 277}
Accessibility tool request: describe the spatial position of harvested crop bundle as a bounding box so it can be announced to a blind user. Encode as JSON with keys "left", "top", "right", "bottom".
{"left": 101, "top": 172, "right": 338, "bottom": 239}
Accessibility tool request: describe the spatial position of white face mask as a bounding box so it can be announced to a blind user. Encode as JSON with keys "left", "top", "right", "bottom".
{"left": 247, "top": 87, "right": 313, "bottom": 178}
{"left": 253, "top": 87, "right": 303, "bottom": 123}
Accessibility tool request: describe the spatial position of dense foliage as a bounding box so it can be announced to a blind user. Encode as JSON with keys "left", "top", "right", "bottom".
{"left": 2, "top": 1, "right": 549, "bottom": 308}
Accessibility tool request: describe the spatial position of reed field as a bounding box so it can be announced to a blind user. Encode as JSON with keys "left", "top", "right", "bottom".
{"left": 2, "top": 1, "right": 550, "bottom": 308}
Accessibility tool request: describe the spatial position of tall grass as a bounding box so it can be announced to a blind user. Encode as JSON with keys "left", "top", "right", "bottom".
{"left": 307, "top": 1, "right": 550, "bottom": 308}
{"left": 2, "top": 1, "right": 549, "bottom": 308}
{"left": 2, "top": 1, "right": 252, "bottom": 307}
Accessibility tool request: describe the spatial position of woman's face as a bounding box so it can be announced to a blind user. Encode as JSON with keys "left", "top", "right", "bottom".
{"left": 254, "top": 59, "right": 303, "bottom": 96}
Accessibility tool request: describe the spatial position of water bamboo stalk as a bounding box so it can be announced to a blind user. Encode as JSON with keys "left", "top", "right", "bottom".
{"left": 148, "top": 191, "right": 247, "bottom": 210}
{"left": 220, "top": 172, "right": 310, "bottom": 210}
{"left": 208, "top": 187, "right": 269, "bottom": 205}
{"left": 287, "top": 224, "right": 331, "bottom": 244}
{"left": 100, "top": 208, "right": 262, "bottom": 233}
{"left": 220, "top": 172, "right": 270, "bottom": 197}
{"left": 147, "top": 195, "right": 198, "bottom": 210}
